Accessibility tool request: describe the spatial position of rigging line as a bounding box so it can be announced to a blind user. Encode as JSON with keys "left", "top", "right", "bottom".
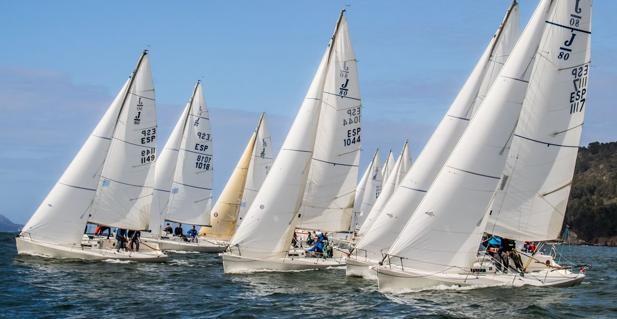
{"left": 541, "top": 181, "right": 572, "bottom": 197}
{"left": 544, "top": 20, "right": 591, "bottom": 35}
{"left": 322, "top": 91, "right": 361, "bottom": 101}
{"left": 311, "top": 157, "right": 358, "bottom": 167}
{"left": 445, "top": 165, "right": 501, "bottom": 180}
{"left": 59, "top": 182, "right": 97, "bottom": 192}
{"left": 319, "top": 96, "right": 361, "bottom": 111}
{"left": 558, "top": 60, "right": 591, "bottom": 71}
{"left": 281, "top": 148, "right": 312, "bottom": 153}
{"left": 513, "top": 134, "right": 580, "bottom": 148}
{"left": 500, "top": 75, "right": 529, "bottom": 84}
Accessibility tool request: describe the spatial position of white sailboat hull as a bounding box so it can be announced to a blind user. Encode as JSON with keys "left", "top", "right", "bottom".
{"left": 376, "top": 266, "right": 585, "bottom": 292}
{"left": 16, "top": 236, "right": 168, "bottom": 262}
{"left": 345, "top": 257, "right": 377, "bottom": 279}
{"left": 222, "top": 253, "right": 345, "bottom": 274}
{"left": 141, "top": 237, "right": 227, "bottom": 253}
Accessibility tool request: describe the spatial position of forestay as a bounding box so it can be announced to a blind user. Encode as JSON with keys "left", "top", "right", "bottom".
{"left": 20, "top": 80, "right": 130, "bottom": 246}
{"left": 90, "top": 53, "right": 157, "bottom": 230}
{"left": 486, "top": 0, "right": 592, "bottom": 242}
{"left": 238, "top": 114, "right": 273, "bottom": 225}
{"left": 165, "top": 82, "right": 214, "bottom": 226}
{"left": 352, "top": 150, "right": 381, "bottom": 231}
{"left": 358, "top": 141, "right": 412, "bottom": 236}
{"left": 387, "top": 0, "right": 551, "bottom": 273}
{"left": 297, "top": 15, "right": 361, "bottom": 232}
{"left": 356, "top": 1, "right": 520, "bottom": 262}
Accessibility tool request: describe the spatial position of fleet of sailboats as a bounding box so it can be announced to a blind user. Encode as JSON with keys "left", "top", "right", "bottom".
{"left": 16, "top": 0, "right": 594, "bottom": 292}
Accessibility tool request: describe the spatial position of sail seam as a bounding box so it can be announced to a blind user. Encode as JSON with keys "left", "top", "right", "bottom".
{"left": 129, "top": 92, "right": 155, "bottom": 101}
{"left": 100, "top": 176, "right": 150, "bottom": 189}
{"left": 188, "top": 114, "right": 210, "bottom": 120}
{"left": 92, "top": 135, "right": 112, "bottom": 141}
{"left": 113, "top": 137, "right": 157, "bottom": 149}
{"left": 59, "top": 182, "right": 97, "bottom": 192}
{"left": 322, "top": 91, "right": 361, "bottom": 101}
{"left": 311, "top": 157, "right": 358, "bottom": 167}
{"left": 179, "top": 148, "right": 212, "bottom": 156}
{"left": 172, "top": 181, "right": 213, "bottom": 191}
{"left": 513, "top": 134, "right": 580, "bottom": 148}
{"left": 400, "top": 185, "right": 428, "bottom": 193}
{"left": 544, "top": 20, "right": 591, "bottom": 34}
{"left": 281, "top": 148, "right": 312, "bottom": 153}
{"left": 446, "top": 166, "right": 501, "bottom": 180}
{"left": 446, "top": 114, "right": 470, "bottom": 121}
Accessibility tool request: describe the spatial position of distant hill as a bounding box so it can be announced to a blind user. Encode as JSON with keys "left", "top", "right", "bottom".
{"left": 0, "top": 214, "right": 22, "bottom": 232}
{"left": 565, "top": 141, "right": 617, "bottom": 246}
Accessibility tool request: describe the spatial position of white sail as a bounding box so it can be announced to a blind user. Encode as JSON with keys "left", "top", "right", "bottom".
{"left": 164, "top": 82, "right": 213, "bottom": 226}
{"left": 355, "top": 2, "right": 520, "bottom": 262}
{"left": 387, "top": 0, "right": 551, "bottom": 273}
{"left": 238, "top": 113, "right": 273, "bottom": 225}
{"left": 89, "top": 53, "right": 157, "bottom": 230}
{"left": 358, "top": 141, "right": 412, "bottom": 236}
{"left": 381, "top": 151, "right": 395, "bottom": 183}
{"left": 352, "top": 150, "right": 381, "bottom": 231}
{"left": 230, "top": 12, "right": 345, "bottom": 259}
{"left": 297, "top": 15, "right": 361, "bottom": 232}
{"left": 486, "top": 0, "right": 592, "bottom": 242}
{"left": 149, "top": 102, "right": 191, "bottom": 235}
{"left": 20, "top": 80, "right": 130, "bottom": 246}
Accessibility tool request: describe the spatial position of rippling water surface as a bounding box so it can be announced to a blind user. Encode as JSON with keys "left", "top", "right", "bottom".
{"left": 1, "top": 232, "right": 616, "bottom": 318}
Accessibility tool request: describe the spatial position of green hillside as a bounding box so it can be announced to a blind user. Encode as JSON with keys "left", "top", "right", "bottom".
{"left": 566, "top": 141, "right": 617, "bottom": 245}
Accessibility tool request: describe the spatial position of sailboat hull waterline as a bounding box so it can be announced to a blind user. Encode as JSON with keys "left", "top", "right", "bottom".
{"left": 375, "top": 266, "right": 585, "bottom": 292}
{"left": 221, "top": 253, "right": 344, "bottom": 274}
{"left": 141, "top": 237, "right": 227, "bottom": 253}
{"left": 15, "top": 236, "right": 168, "bottom": 262}
{"left": 345, "top": 258, "right": 377, "bottom": 279}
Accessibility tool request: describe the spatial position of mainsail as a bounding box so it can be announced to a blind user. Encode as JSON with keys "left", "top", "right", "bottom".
{"left": 351, "top": 150, "right": 381, "bottom": 231}
{"left": 20, "top": 80, "right": 130, "bottom": 246}
{"left": 358, "top": 140, "right": 412, "bottom": 236}
{"left": 164, "top": 82, "right": 213, "bottom": 226}
{"left": 486, "top": 0, "right": 592, "bottom": 242}
{"left": 355, "top": 1, "right": 520, "bottom": 262}
{"left": 230, "top": 11, "right": 347, "bottom": 259}
{"left": 297, "top": 12, "right": 361, "bottom": 232}
{"left": 238, "top": 113, "right": 273, "bottom": 225}
{"left": 89, "top": 52, "right": 157, "bottom": 230}
{"left": 387, "top": 0, "right": 551, "bottom": 272}
{"left": 205, "top": 114, "right": 271, "bottom": 240}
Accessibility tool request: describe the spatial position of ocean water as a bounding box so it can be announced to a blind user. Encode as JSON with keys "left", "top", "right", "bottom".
{"left": 1, "top": 233, "right": 616, "bottom": 319}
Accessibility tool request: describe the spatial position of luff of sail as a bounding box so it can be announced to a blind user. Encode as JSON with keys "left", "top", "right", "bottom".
{"left": 237, "top": 113, "right": 273, "bottom": 225}
{"left": 356, "top": 1, "right": 520, "bottom": 263}
{"left": 387, "top": 0, "right": 552, "bottom": 273}
{"left": 358, "top": 140, "right": 412, "bottom": 236}
{"left": 352, "top": 149, "right": 381, "bottom": 231}
{"left": 19, "top": 79, "right": 130, "bottom": 246}
{"left": 164, "top": 82, "right": 213, "bottom": 226}
{"left": 149, "top": 98, "right": 191, "bottom": 235}
{"left": 89, "top": 51, "right": 157, "bottom": 230}
{"left": 229, "top": 12, "right": 344, "bottom": 259}
{"left": 381, "top": 150, "right": 394, "bottom": 185}
{"left": 486, "top": 0, "right": 592, "bottom": 242}
{"left": 297, "top": 13, "right": 361, "bottom": 232}
{"left": 205, "top": 118, "right": 259, "bottom": 240}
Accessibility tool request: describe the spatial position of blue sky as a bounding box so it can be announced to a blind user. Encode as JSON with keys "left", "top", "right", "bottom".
{"left": 1, "top": 1, "right": 616, "bottom": 224}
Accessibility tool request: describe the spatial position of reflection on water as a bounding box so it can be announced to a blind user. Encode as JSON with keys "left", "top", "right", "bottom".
{"left": 1, "top": 233, "right": 616, "bottom": 318}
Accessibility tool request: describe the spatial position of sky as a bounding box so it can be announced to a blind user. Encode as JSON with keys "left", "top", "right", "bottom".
{"left": 1, "top": 1, "right": 616, "bottom": 224}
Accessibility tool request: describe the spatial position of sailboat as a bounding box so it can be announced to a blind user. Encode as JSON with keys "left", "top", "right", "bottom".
{"left": 356, "top": 140, "right": 412, "bottom": 238}
{"left": 376, "top": 0, "right": 591, "bottom": 291}
{"left": 351, "top": 149, "right": 382, "bottom": 232}
{"left": 222, "top": 10, "right": 359, "bottom": 273}
{"left": 347, "top": 0, "right": 520, "bottom": 279}
{"left": 16, "top": 51, "right": 167, "bottom": 261}
{"left": 142, "top": 81, "right": 220, "bottom": 252}
{"left": 198, "top": 113, "right": 272, "bottom": 246}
